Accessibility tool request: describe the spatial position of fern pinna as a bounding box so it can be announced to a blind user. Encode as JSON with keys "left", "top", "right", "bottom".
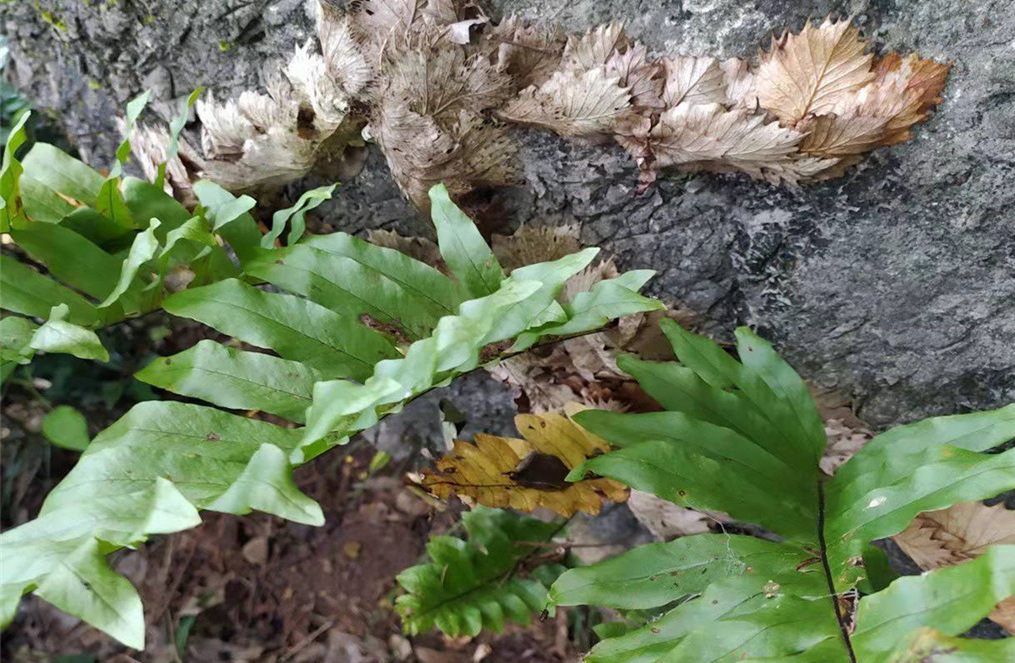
{"left": 0, "top": 113, "right": 660, "bottom": 646}
{"left": 396, "top": 507, "right": 567, "bottom": 637}
{"left": 544, "top": 319, "right": 1015, "bottom": 662}
{"left": 0, "top": 94, "right": 271, "bottom": 377}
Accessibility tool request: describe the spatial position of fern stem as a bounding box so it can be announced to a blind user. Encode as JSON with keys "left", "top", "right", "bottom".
{"left": 817, "top": 479, "right": 857, "bottom": 663}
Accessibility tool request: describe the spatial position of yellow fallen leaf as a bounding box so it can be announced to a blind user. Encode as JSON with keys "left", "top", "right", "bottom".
{"left": 893, "top": 502, "right": 1015, "bottom": 633}
{"left": 420, "top": 407, "right": 629, "bottom": 517}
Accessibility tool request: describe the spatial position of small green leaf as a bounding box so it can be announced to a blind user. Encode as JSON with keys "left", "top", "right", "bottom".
{"left": 20, "top": 174, "right": 77, "bottom": 224}
{"left": 571, "top": 410, "right": 815, "bottom": 538}
{"left": 0, "top": 110, "right": 31, "bottom": 230}
{"left": 550, "top": 534, "right": 795, "bottom": 610}
{"left": 396, "top": 508, "right": 564, "bottom": 637}
{"left": 368, "top": 451, "right": 392, "bottom": 474}
{"left": 658, "top": 318, "right": 740, "bottom": 389}
{"left": 136, "top": 340, "right": 319, "bottom": 423}
{"left": 0, "top": 254, "right": 100, "bottom": 326}
{"left": 111, "top": 90, "right": 151, "bottom": 171}
{"left": 852, "top": 546, "right": 1015, "bottom": 659}
{"left": 514, "top": 270, "right": 662, "bottom": 349}
{"left": 42, "top": 405, "right": 91, "bottom": 451}
{"left": 163, "top": 279, "right": 398, "bottom": 380}
{"left": 174, "top": 614, "right": 197, "bottom": 657}
{"left": 0, "top": 316, "right": 38, "bottom": 363}
{"left": 10, "top": 222, "right": 125, "bottom": 303}
{"left": 298, "top": 278, "right": 544, "bottom": 457}
{"left": 33, "top": 539, "right": 146, "bottom": 650}
{"left": 29, "top": 304, "right": 110, "bottom": 362}
{"left": 122, "top": 176, "right": 192, "bottom": 234}
{"left": 21, "top": 143, "right": 104, "bottom": 208}
{"left": 192, "top": 180, "right": 260, "bottom": 263}
{"left": 1, "top": 316, "right": 38, "bottom": 381}
{"left": 429, "top": 184, "right": 504, "bottom": 298}
{"left": 99, "top": 219, "right": 161, "bottom": 311}
{"left": 157, "top": 87, "right": 204, "bottom": 190}
{"left": 246, "top": 243, "right": 444, "bottom": 340}
{"left": 208, "top": 443, "right": 324, "bottom": 526}
{"left": 734, "top": 328, "right": 826, "bottom": 467}
{"left": 261, "top": 183, "right": 337, "bottom": 247}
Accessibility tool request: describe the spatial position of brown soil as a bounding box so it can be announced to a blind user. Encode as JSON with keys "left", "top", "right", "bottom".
{"left": 1, "top": 446, "right": 577, "bottom": 663}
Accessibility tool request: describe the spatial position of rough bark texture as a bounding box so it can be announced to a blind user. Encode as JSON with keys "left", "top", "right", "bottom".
{"left": 3, "top": 0, "right": 1014, "bottom": 433}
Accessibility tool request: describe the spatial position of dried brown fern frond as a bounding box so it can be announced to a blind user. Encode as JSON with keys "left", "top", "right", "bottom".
{"left": 136, "top": 3, "right": 948, "bottom": 207}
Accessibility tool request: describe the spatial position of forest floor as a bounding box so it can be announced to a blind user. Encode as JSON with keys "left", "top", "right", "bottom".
{"left": 2, "top": 441, "right": 578, "bottom": 663}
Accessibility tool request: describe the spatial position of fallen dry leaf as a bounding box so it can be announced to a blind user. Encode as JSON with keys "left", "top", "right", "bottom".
{"left": 492, "top": 224, "right": 582, "bottom": 272}
{"left": 420, "top": 407, "right": 629, "bottom": 517}
{"left": 241, "top": 535, "right": 269, "bottom": 566}
{"left": 343, "top": 541, "right": 363, "bottom": 560}
{"left": 812, "top": 385, "right": 873, "bottom": 475}
{"left": 893, "top": 501, "right": 1015, "bottom": 633}
{"left": 627, "top": 490, "right": 716, "bottom": 541}
{"left": 605, "top": 43, "right": 664, "bottom": 109}
{"left": 485, "top": 15, "right": 566, "bottom": 89}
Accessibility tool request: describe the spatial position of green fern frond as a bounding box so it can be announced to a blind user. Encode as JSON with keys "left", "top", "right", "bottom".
{"left": 551, "top": 320, "right": 1015, "bottom": 663}
{"left": 0, "top": 136, "right": 661, "bottom": 648}
{"left": 0, "top": 99, "right": 250, "bottom": 375}
{"left": 396, "top": 507, "right": 566, "bottom": 637}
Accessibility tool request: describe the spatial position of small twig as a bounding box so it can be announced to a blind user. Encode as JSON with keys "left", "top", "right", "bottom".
{"left": 498, "top": 520, "right": 570, "bottom": 587}
{"left": 150, "top": 537, "right": 197, "bottom": 625}
{"left": 515, "top": 540, "right": 616, "bottom": 548}
{"left": 281, "top": 618, "right": 335, "bottom": 662}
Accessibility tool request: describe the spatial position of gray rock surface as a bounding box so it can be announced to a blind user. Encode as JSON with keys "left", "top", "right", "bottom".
{"left": 2, "top": 0, "right": 1014, "bottom": 430}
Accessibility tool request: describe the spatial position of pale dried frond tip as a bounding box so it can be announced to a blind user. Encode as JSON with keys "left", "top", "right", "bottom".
{"left": 756, "top": 17, "right": 874, "bottom": 124}
{"left": 373, "top": 103, "right": 522, "bottom": 208}
{"left": 129, "top": 122, "right": 202, "bottom": 204}
{"left": 619, "top": 103, "right": 821, "bottom": 185}
{"left": 317, "top": 11, "right": 374, "bottom": 96}
{"left": 661, "top": 55, "right": 727, "bottom": 108}
{"left": 285, "top": 40, "right": 352, "bottom": 127}
{"left": 499, "top": 68, "right": 631, "bottom": 139}
{"left": 563, "top": 22, "right": 628, "bottom": 70}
